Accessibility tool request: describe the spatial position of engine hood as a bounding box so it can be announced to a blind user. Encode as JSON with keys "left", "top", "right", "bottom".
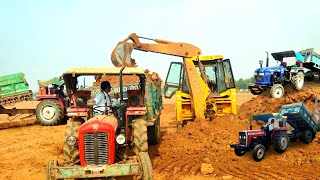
{"left": 80, "top": 115, "right": 118, "bottom": 132}
{"left": 255, "top": 66, "right": 283, "bottom": 73}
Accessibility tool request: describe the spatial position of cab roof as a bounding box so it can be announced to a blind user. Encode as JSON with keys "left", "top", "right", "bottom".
{"left": 63, "top": 67, "right": 146, "bottom": 76}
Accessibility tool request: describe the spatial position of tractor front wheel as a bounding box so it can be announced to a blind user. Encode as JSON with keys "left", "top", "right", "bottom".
{"left": 250, "top": 89, "right": 262, "bottom": 95}
{"left": 270, "top": 84, "right": 285, "bottom": 98}
{"left": 46, "top": 160, "right": 57, "bottom": 180}
{"left": 137, "top": 152, "right": 153, "bottom": 180}
{"left": 62, "top": 118, "right": 82, "bottom": 165}
{"left": 300, "top": 130, "right": 314, "bottom": 144}
{"left": 133, "top": 119, "right": 148, "bottom": 154}
{"left": 36, "top": 99, "right": 63, "bottom": 126}
{"left": 147, "top": 117, "right": 161, "bottom": 145}
{"left": 252, "top": 144, "right": 265, "bottom": 162}
{"left": 234, "top": 148, "right": 246, "bottom": 156}
{"left": 273, "top": 131, "right": 289, "bottom": 153}
{"left": 291, "top": 72, "right": 304, "bottom": 91}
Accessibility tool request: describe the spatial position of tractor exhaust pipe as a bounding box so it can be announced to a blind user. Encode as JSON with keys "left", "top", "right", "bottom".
{"left": 266, "top": 51, "right": 269, "bottom": 67}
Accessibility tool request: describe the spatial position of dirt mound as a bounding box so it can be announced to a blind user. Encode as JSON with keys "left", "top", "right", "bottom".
{"left": 152, "top": 82, "right": 320, "bottom": 179}
{"left": 238, "top": 82, "right": 320, "bottom": 120}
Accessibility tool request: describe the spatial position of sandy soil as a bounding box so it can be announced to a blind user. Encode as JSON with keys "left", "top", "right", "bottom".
{"left": 1, "top": 82, "right": 320, "bottom": 179}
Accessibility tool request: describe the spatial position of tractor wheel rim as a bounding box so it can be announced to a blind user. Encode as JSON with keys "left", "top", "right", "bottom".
{"left": 42, "top": 106, "right": 56, "bottom": 120}
{"left": 274, "top": 87, "right": 283, "bottom": 98}
{"left": 280, "top": 137, "right": 288, "bottom": 148}
{"left": 297, "top": 76, "right": 303, "bottom": 88}
{"left": 257, "top": 148, "right": 264, "bottom": 159}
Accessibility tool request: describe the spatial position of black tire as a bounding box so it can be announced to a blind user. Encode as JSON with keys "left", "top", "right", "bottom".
{"left": 62, "top": 118, "right": 82, "bottom": 165}
{"left": 291, "top": 72, "right": 304, "bottom": 91}
{"left": 234, "top": 148, "right": 246, "bottom": 156}
{"left": 137, "top": 152, "right": 153, "bottom": 180}
{"left": 270, "top": 84, "right": 285, "bottom": 98}
{"left": 306, "top": 75, "right": 314, "bottom": 81}
{"left": 273, "top": 131, "right": 289, "bottom": 153}
{"left": 36, "top": 99, "right": 63, "bottom": 126}
{"left": 133, "top": 119, "right": 148, "bottom": 154}
{"left": 250, "top": 89, "right": 263, "bottom": 95}
{"left": 300, "top": 130, "right": 314, "bottom": 144}
{"left": 46, "top": 160, "right": 57, "bottom": 180}
{"left": 252, "top": 144, "right": 265, "bottom": 162}
{"left": 147, "top": 117, "right": 160, "bottom": 145}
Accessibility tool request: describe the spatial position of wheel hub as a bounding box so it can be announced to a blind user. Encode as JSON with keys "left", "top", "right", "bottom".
{"left": 274, "top": 88, "right": 283, "bottom": 98}
{"left": 42, "top": 106, "right": 56, "bottom": 120}
{"left": 257, "top": 148, "right": 264, "bottom": 159}
{"left": 280, "top": 137, "right": 287, "bottom": 148}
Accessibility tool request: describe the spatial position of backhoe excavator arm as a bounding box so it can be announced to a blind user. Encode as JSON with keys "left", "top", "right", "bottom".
{"left": 111, "top": 33, "right": 202, "bottom": 67}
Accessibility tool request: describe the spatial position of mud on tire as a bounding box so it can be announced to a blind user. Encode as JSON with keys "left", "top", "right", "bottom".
{"left": 147, "top": 117, "right": 160, "bottom": 145}
{"left": 137, "top": 152, "right": 153, "bottom": 180}
{"left": 133, "top": 119, "right": 148, "bottom": 154}
{"left": 291, "top": 72, "right": 304, "bottom": 91}
{"left": 62, "top": 118, "right": 82, "bottom": 165}
{"left": 36, "top": 99, "right": 63, "bottom": 126}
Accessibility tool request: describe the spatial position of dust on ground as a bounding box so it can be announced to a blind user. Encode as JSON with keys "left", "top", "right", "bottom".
{"left": 1, "top": 82, "right": 320, "bottom": 179}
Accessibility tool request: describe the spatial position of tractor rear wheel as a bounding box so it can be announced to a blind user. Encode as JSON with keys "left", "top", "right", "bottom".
{"left": 234, "top": 148, "right": 246, "bottom": 156}
{"left": 133, "top": 119, "right": 148, "bottom": 154}
{"left": 270, "top": 84, "right": 284, "bottom": 98}
{"left": 137, "top": 152, "right": 153, "bottom": 180}
{"left": 300, "top": 130, "right": 314, "bottom": 144}
{"left": 252, "top": 144, "right": 265, "bottom": 162}
{"left": 36, "top": 99, "right": 63, "bottom": 126}
{"left": 62, "top": 118, "right": 82, "bottom": 165}
{"left": 273, "top": 131, "right": 288, "bottom": 153}
{"left": 291, "top": 72, "right": 304, "bottom": 91}
{"left": 147, "top": 117, "right": 161, "bottom": 145}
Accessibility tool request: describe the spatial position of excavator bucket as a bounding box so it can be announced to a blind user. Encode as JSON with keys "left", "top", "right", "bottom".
{"left": 111, "top": 42, "right": 137, "bottom": 67}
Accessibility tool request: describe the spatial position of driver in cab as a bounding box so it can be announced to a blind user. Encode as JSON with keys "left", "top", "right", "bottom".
{"left": 93, "top": 81, "right": 119, "bottom": 116}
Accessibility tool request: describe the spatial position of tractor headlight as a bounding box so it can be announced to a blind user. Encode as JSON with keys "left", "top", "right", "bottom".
{"left": 116, "top": 134, "right": 126, "bottom": 145}
{"left": 254, "top": 72, "right": 258, "bottom": 75}
{"left": 66, "top": 136, "right": 77, "bottom": 146}
{"left": 258, "top": 72, "right": 264, "bottom": 76}
{"left": 243, "top": 136, "right": 246, "bottom": 140}
{"left": 239, "top": 135, "right": 242, "bottom": 139}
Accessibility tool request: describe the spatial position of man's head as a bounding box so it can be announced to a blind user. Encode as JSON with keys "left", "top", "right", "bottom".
{"left": 101, "top": 81, "right": 112, "bottom": 93}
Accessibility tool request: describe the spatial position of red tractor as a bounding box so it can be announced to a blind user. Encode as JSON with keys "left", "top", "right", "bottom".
{"left": 231, "top": 114, "right": 289, "bottom": 162}
{"left": 35, "top": 77, "right": 67, "bottom": 126}
{"left": 231, "top": 99, "right": 319, "bottom": 162}
{"left": 47, "top": 66, "right": 162, "bottom": 179}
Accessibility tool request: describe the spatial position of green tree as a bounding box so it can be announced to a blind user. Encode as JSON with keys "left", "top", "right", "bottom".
{"left": 235, "top": 76, "right": 255, "bottom": 90}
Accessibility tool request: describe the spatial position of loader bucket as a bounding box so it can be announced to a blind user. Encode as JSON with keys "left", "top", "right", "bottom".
{"left": 111, "top": 42, "right": 137, "bottom": 67}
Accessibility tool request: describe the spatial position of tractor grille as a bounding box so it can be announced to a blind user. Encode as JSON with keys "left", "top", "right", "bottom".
{"left": 84, "top": 132, "right": 109, "bottom": 165}
{"left": 239, "top": 132, "right": 247, "bottom": 145}
{"left": 255, "top": 75, "right": 263, "bottom": 82}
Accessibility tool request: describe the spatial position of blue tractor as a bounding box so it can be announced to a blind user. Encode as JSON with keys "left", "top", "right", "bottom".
{"left": 249, "top": 51, "right": 306, "bottom": 98}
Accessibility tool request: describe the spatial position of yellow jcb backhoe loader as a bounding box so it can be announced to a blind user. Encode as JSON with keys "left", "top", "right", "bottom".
{"left": 111, "top": 33, "right": 237, "bottom": 127}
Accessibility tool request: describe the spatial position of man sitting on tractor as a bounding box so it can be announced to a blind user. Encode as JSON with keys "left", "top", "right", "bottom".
{"left": 93, "top": 81, "right": 119, "bottom": 116}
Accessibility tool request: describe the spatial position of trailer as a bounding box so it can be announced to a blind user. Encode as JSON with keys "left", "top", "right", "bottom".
{"left": 300, "top": 48, "right": 320, "bottom": 81}
{"left": 0, "top": 72, "right": 33, "bottom": 105}
{"left": 230, "top": 97, "right": 319, "bottom": 161}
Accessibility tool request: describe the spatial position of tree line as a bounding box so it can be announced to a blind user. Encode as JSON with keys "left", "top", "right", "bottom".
{"left": 235, "top": 76, "right": 255, "bottom": 90}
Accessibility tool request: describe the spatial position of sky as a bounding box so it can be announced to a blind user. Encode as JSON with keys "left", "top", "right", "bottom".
{"left": 1, "top": 0, "right": 319, "bottom": 91}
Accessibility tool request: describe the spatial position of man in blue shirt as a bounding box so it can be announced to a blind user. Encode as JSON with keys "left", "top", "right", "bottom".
{"left": 93, "top": 81, "right": 119, "bottom": 116}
